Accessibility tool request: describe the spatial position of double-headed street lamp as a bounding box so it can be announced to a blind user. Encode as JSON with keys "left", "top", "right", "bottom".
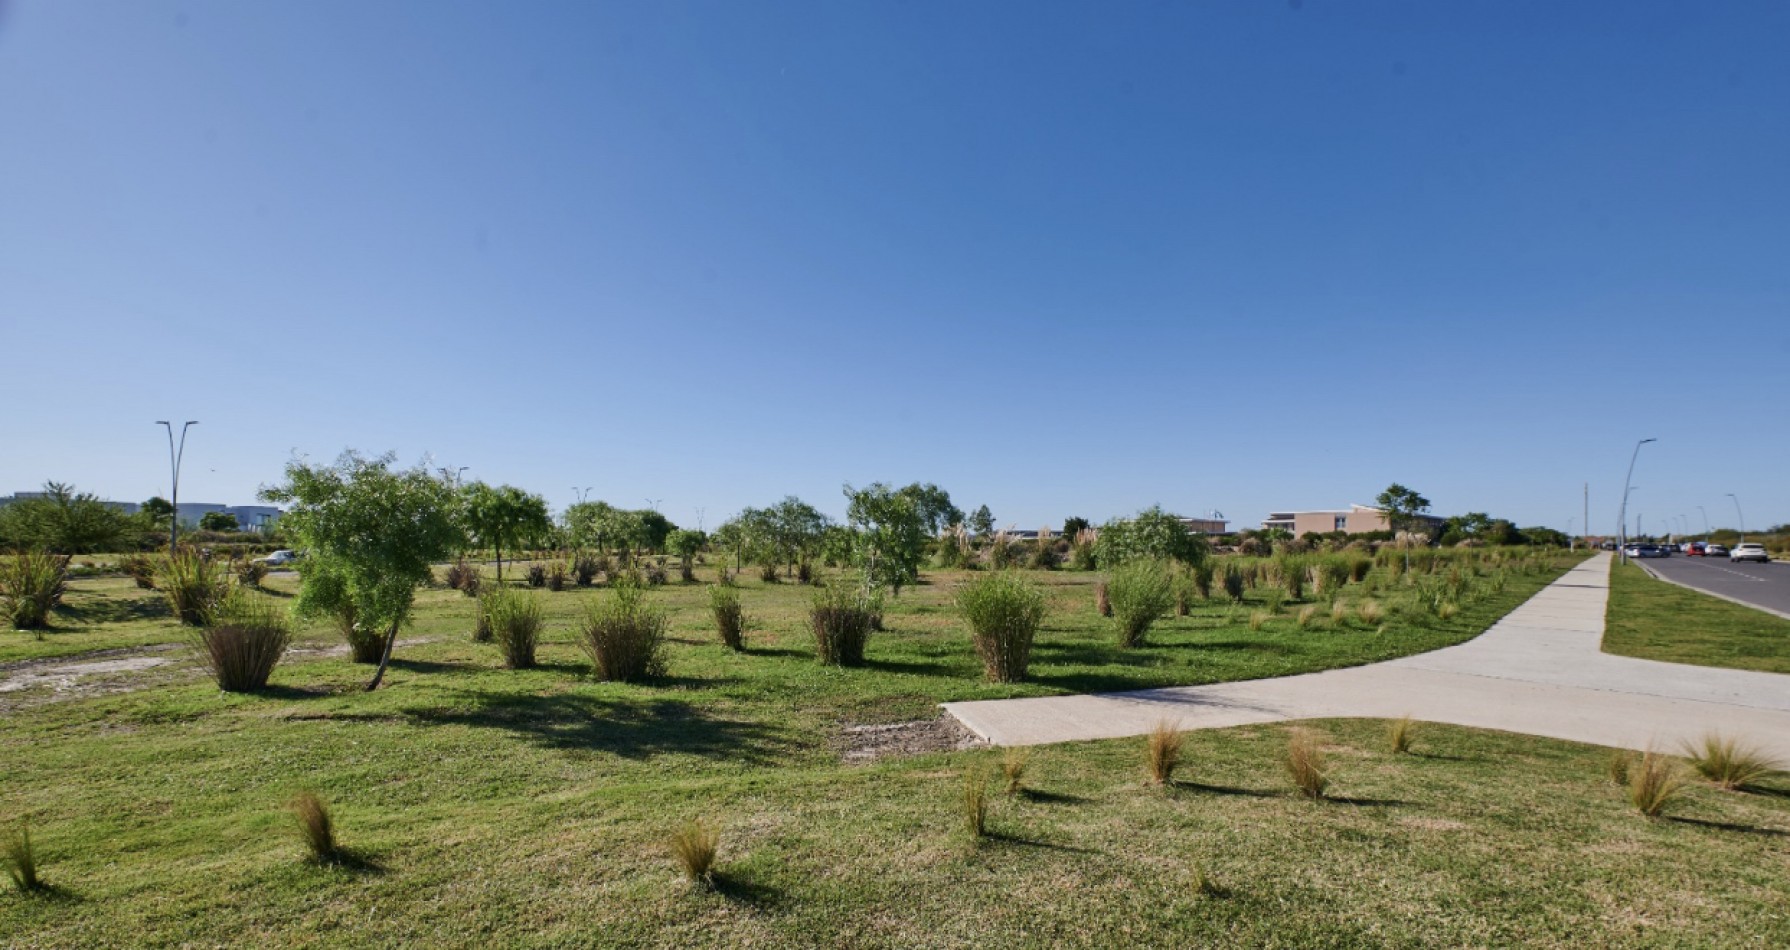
{"left": 1697, "top": 505, "right": 1710, "bottom": 538}
{"left": 1727, "top": 493, "right": 1746, "bottom": 543}
{"left": 1616, "top": 438, "right": 1655, "bottom": 564}
{"left": 155, "top": 420, "right": 198, "bottom": 556}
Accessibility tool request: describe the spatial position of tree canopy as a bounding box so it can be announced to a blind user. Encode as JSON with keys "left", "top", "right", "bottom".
{"left": 0, "top": 482, "right": 139, "bottom": 554}
{"left": 460, "top": 483, "right": 552, "bottom": 581}
{"left": 261, "top": 452, "right": 463, "bottom": 690}
{"left": 1093, "top": 506, "right": 1208, "bottom": 567}
{"left": 844, "top": 482, "right": 930, "bottom": 595}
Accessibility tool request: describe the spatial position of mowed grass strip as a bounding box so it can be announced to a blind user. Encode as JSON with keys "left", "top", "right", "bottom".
{"left": 1603, "top": 562, "right": 1790, "bottom": 674}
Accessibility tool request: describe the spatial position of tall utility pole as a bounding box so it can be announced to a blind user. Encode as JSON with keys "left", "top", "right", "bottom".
{"left": 155, "top": 420, "right": 199, "bottom": 556}
{"left": 1727, "top": 493, "right": 1746, "bottom": 543}
{"left": 1582, "top": 482, "right": 1588, "bottom": 551}
{"left": 1616, "top": 438, "right": 1655, "bottom": 564}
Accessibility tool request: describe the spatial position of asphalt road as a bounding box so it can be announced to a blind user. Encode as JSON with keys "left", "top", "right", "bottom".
{"left": 1638, "top": 553, "right": 1790, "bottom": 619}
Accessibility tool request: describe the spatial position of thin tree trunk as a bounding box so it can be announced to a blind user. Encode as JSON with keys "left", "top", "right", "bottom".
{"left": 364, "top": 619, "right": 402, "bottom": 691}
{"left": 496, "top": 540, "right": 503, "bottom": 583}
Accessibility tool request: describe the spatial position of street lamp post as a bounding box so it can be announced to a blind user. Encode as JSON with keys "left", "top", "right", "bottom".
{"left": 1616, "top": 438, "right": 1656, "bottom": 564}
{"left": 155, "top": 420, "right": 198, "bottom": 556}
{"left": 1727, "top": 493, "right": 1746, "bottom": 544}
{"left": 1697, "top": 506, "right": 1710, "bottom": 538}
{"left": 455, "top": 467, "right": 469, "bottom": 488}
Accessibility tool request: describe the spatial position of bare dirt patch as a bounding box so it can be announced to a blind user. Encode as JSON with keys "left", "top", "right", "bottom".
{"left": 838, "top": 714, "right": 984, "bottom": 763}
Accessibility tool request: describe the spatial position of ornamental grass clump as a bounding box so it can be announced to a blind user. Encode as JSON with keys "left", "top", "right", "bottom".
{"left": 291, "top": 791, "right": 338, "bottom": 863}
{"left": 196, "top": 591, "right": 291, "bottom": 692}
{"left": 444, "top": 559, "right": 480, "bottom": 596}
{"left": 670, "top": 820, "right": 719, "bottom": 886}
{"left": 525, "top": 563, "right": 547, "bottom": 588}
{"left": 1296, "top": 604, "right": 1320, "bottom": 629}
{"left": 1357, "top": 600, "right": 1385, "bottom": 626}
{"left": 571, "top": 554, "right": 600, "bottom": 587}
{"left": 1628, "top": 750, "right": 1689, "bottom": 818}
{"left": 1222, "top": 564, "right": 1245, "bottom": 603}
{"left": 1387, "top": 715, "right": 1418, "bottom": 755}
{"left": 1108, "top": 560, "right": 1175, "bottom": 648}
{"left": 1094, "top": 582, "right": 1112, "bottom": 617}
{"left": 546, "top": 562, "right": 568, "bottom": 592}
{"left": 0, "top": 552, "right": 69, "bottom": 631}
{"left": 581, "top": 580, "right": 667, "bottom": 682}
{"left": 963, "top": 767, "right": 990, "bottom": 838}
{"left": 956, "top": 571, "right": 1047, "bottom": 683}
{"left": 1286, "top": 729, "right": 1329, "bottom": 799}
{"left": 235, "top": 558, "right": 269, "bottom": 589}
{"left": 1148, "top": 719, "right": 1185, "bottom": 785}
{"left": 157, "top": 550, "right": 229, "bottom": 626}
{"left": 708, "top": 584, "right": 748, "bottom": 651}
{"left": 484, "top": 586, "right": 543, "bottom": 669}
{"left": 1191, "top": 561, "right": 1215, "bottom": 601}
{"left": 119, "top": 553, "right": 157, "bottom": 590}
{"left": 810, "top": 582, "right": 876, "bottom": 666}
{"left": 3, "top": 824, "right": 43, "bottom": 894}
{"left": 1683, "top": 733, "right": 1783, "bottom": 791}
{"left": 1001, "top": 748, "right": 1030, "bottom": 795}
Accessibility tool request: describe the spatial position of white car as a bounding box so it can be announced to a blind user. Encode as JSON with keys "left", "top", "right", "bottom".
{"left": 1730, "top": 543, "right": 1770, "bottom": 564}
{"left": 1705, "top": 544, "right": 1729, "bottom": 557}
{"left": 254, "top": 549, "right": 301, "bottom": 566}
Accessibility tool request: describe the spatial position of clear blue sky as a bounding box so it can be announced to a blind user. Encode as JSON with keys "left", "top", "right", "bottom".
{"left": 2, "top": 1, "right": 1785, "bottom": 536}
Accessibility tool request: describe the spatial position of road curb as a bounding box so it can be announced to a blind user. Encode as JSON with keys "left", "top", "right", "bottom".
{"left": 1634, "top": 561, "right": 1790, "bottom": 622}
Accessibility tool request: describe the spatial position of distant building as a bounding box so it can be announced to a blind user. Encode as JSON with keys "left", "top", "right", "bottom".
{"left": 3, "top": 492, "right": 280, "bottom": 531}
{"left": 222, "top": 505, "right": 282, "bottom": 531}
{"left": 1179, "top": 517, "right": 1228, "bottom": 535}
{"left": 1261, "top": 504, "right": 1444, "bottom": 536}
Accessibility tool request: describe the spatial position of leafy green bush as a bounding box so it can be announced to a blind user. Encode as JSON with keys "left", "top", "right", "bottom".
{"left": 1221, "top": 564, "right": 1245, "bottom": 602}
{"left": 1191, "top": 561, "right": 1215, "bottom": 600}
{"left": 709, "top": 585, "right": 748, "bottom": 651}
{"left": 236, "top": 557, "right": 269, "bottom": 588}
{"left": 571, "top": 554, "right": 600, "bottom": 587}
{"left": 484, "top": 587, "right": 543, "bottom": 669}
{"left": 581, "top": 580, "right": 667, "bottom": 681}
{"left": 0, "top": 552, "right": 69, "bottom": 631}
{"left": 196, "top": 591, "right": 291, "bottom": 692}
{"left": 156, "top": 551, "right": 229, "bottom": 626}
{"left": 956, "top": 571, "right": 1047, "bottom": 682}
{"left": 1108, "top": 560, "right": 1175, "bottom": 648}
{"left": 810, "top": 582, "right": 876, "bottom": 666}
{"left": 525, "top": 563, "right": 547, "bottom": 588}
{"left": 546, "top": 562, "right": 568, "bottom": 591}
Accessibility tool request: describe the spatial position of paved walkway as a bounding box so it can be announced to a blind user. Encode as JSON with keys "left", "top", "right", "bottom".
{"left": 943, "top": 554, "right": 1790, "bottom": 759}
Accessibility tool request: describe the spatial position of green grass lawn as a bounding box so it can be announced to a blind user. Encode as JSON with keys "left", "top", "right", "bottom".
{"left": 15, "top": 553, "right": 1789, "bottom": 945}
{"left": 1603, "top": 562, "right": 1790, "bottom": 674}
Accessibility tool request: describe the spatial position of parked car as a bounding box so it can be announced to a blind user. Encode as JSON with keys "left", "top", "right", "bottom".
{"left": 1730, "top": 543, "right": 1770, "bottom": 564}
{"left": 1634, "top": 544, "right": 1665, "bottom": 558}
{"left": 1686, "top": 542, "right": 1707, "bottom": 557}
{"left": 253, "top": 549, "right": 301, "bottom": 567}
{"left": 1705, "top": 544, "right": 1729, "bottom": 557}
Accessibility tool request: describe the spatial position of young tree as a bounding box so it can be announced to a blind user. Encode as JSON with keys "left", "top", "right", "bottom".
{"left": 1062, "top": 516, "right": 1091, "bottom": 539}
{"left": 261, "top": 452, "right": 462, "bottom": 691}
{"left": 845, "top": 483, "right": 929, "bottom": 595}
{"left": 1093, "top": 506, "right": 1209, "bottom": 567}
{"left": 460, "top": 483, "right": 552, "bottom": 582}
{"left": 139, "top": 496, "right": 176, "bottom": 523}
{"left": 897, "top": 483, "right": 962, "bottom": 534}
{"left": 199, "top": 511, "right": 239, "bottom": 533}
{"left": 665, "top": 528, "right": 706, "bottom": 575}
{"left": 969, "top": 504, "right": 996, "bottom": 538}
{"left": 0, "top": 482, "right": 138, "bottom": 554}
{"left": 1375, "top": 483, "right": 1433, "bottom": 570}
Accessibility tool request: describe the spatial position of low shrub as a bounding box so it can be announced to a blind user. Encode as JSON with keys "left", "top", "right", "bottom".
{"left": 1108, "top": 560, "right": 1174, "bottom": 648}
{"left": 1330, "top": 600, "right": 1351, "bottom": 625}
{"left": 1387, "top": 715, "right": 1417, "bottom": 755}
{"left": 1277, "top": 555, "right": 1306, "bottom": 600}
{"left": 1296, "top": 604, "right": 1320, "bottom": 629}
{"left": 572, "top": 554, "right": 600, "bottom": 587}
{"left": 670, "top": 820, "right": 719, "bottom": 886}
{"left": 1350, "top": 557, "right": 1373, "bottom": 583}
{"left": 1222, "top": 564, "right": 1245, "bottom": 602}
{"left": 3, "top": 824, "right": 42, "bottom": 894}
{"left": 796, "top": 561, "right": 814, "bottom": 584}
{"left": 581, "top": 580, "right": 667, "bottom": 682}
{"left": 329, "top": 600, "right": 387, "bottom": 665}
{"left": 444, "top": 559, "right": 480, "bottom": 595}
{"left": 963, "top": 767, "right": 990, "bottom": 838}
{"left": 484, "top": 587, "right": 543, "bottom": 669}
{"left": 644, "top": 561, "right": 669, "bottom": 586}
{"left": 1286, "top": 729, "right": 1329, "bottom": 799}
{"left": 196, "top": 592, "right": 291, "bottom": 692}
{"left": 0, "top": 552, "right": 69, "bottom": 631}
{"left": 1248, "top": 610, "right": 1269, "bottom": 631}
{"left": 1683, "top": 733, "right": 1783, "bottom": 791}
{"left": 680, "top": 561, "right": 696, "bottom": 584}
{"left": 1628, "top": 750, "right": 1688, "bottom": 817}
{"left": 709, "top": 585, "right": 748, "bottom": 651}
{"left": 157, "top": 551, "right": 229, "bottom": 626}
{"left": 1260, "top": 586, "right": 1285, "bottom": 614}
{"left": 1095, "top": 582, "right": 1112, "bottom": 617}
{"left": 1192, "top": 561, "right": 1215, "bottom": 600}
{"left": 810, "top": 583, "right": 875, "bottom": 666}
{"left": 119, "top": 553, "right": 157, "bottom": 590}
{"left": 1148, "top": 719, "right": 1184, "bottom": 785}
{"left": 525, "top": 563, "right": 547, "bottom": 588}
{"left": 546, "top": 562, "right": 568, "bottom": 592}
{"left": 758, "top": 563, "right": 779, "bottom": 584}
{"left": 291, "top": 792, "right": 338, "bottom": 863}
{"left": 956, "top": 571, "right": 1047, "bottom": 683}
{"left": 1318, "top": 558, "right": 1351, "bottom": 596}
{"left": 1357, "top": 600, "right": 1385, "bottom": 625}
{"left": 235, "top": 558, "right": 269, "bottom": 588}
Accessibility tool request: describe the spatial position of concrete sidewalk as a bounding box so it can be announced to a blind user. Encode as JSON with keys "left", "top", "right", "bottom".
{"left": 943, "top": 553, "right": 1790, "bottom": 760}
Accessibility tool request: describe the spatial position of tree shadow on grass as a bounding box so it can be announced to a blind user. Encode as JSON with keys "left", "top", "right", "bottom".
{"left": 1170, "top": 780, "right": 1280, "bottom": 799}
{"left": 1666, "top": 816, "right": 1790, "bottom": 838}
{"left": 308, "top": 848, "right": 386, "bottom": 875}
{"left": 1321, "top": 795, "right": 1407, "bottom": 808}
{"left": 53, "top": 596, "right": 170, "bottom": 625}
{"left": 981, "top": 830, "right": 1096, "bottom": 854}
{"left": 743, "top": 647, "right": 810, "bottom": 661}
{"left": 386, "top": 657, "right": 475, "bottom": 676}
{"left": 862, "top": 657, "right": 960, "bottom": 678}
{"left": 711, "top": 871, "right": 786, "bottom": 908}
{"left": 257, "top": 683, "right": 350, "bottom": 701}
{"left": 386, "top": 690, "right": 798, "bottom": 764}
{"left": 1018, "top": 788, "right": 1090, "bottom": 805}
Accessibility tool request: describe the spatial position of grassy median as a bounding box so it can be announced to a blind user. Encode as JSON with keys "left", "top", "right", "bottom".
{"left": 1604, "top": 562, "right": 1790, "bottom": 674}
